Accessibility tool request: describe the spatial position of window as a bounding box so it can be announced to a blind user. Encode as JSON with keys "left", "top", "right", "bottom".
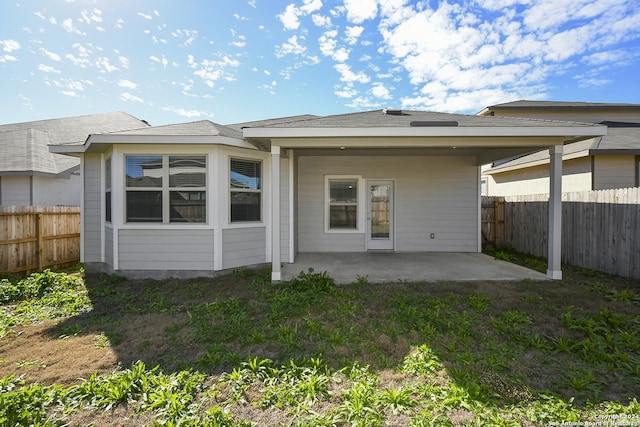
{"left": 125, "top": 155, "right": 206, "bottom": 223}
{"left": 230, "top": 158, "right": 261, "bottom": 222}
{"left": 105, "top": 157, "right": 112, "bottom": 222}
{"left": 328, "top": 178, "right": 358, "bottom": 230}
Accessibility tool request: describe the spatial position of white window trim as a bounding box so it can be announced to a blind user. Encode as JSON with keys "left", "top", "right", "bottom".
{"left": 229, "top": 156, "right": 263, "bottom": 225}
{"left": 324, "top": 175, "right": 364, "bottom": 234}
{"left": 124, "top": 154, "right": 208, "bottom": 225}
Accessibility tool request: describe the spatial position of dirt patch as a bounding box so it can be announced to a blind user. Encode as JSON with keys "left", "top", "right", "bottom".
{"left": 0, "top": 321, "right": 118, "bottom": 386}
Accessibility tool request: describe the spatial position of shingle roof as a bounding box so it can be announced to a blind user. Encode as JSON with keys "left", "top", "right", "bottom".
{"left": 483, "top": 100, "right": 640, "bottom": 111}
{"left": 251, "top": 109, "right": 600, "bottom": 129}
{"left": 486, "top": 125, "right": 640, "bottom": 173}
{"left": 226, "top": 114, "right": 319, "bottom": 132}
{"left": 0, "top": 112, "right": 148, "bottom": 175}
{"left": 107, "top": 120, "right": 242, "bottom": 139}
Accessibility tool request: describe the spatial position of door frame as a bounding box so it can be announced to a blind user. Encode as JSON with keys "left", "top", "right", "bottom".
{"left": 366, "top": 179, "right": 395, "bottom": 251}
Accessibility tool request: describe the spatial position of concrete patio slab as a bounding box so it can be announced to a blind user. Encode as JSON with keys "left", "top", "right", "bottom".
{"left": 282, "top": 252, "right": 548, "bottom": 284}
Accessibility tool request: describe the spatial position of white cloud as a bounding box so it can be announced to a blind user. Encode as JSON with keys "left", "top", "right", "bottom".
{"left": 278, "top": 0, "right": 324, "bottom": 30}
{"left": 150, "top": 55, "right": 169, "bottom": 68}
{"left": 249, "top": 0, "right": 256, "bottom": 7}
{"left": 68, "top": 80, "right": 84, "bottom": 91}
{"left": 192, "top": 56, "right": 240, "bottom": 87}
{"left": 118, "top": 79, "right": 137, "bottom": 89}
{"left": 172, "top": 29, "right": 198, "bottom": 47}
{"left": 319, "top": 30, "right": 349, "bottom": 61}
{"left": 334, "top": 63, "right": 370, "bottom": 83}
{"left": 137, "top": 12, "right": 153, "bottom": 20}
{"left": 1, "top": 39, "right": 21, "bottom": 52}
{"left": 120, "top": 92, "right": 144, "bottom": 103}
{"left": 343, "top": 0, "right": 378, "bottom": 23}
{"left": 346, "top": 96, "right": 380, "bottom": 108}
{"left": 0, "top": 55, "right": 17, "bottom": 63}
{"left": 278, "top": 4, "right": 301, "bottom": 30}
{"left": 371, "top": 82, "right": 392, "bottom": 99}
{"left": 577, "top": 77, "right": 612, "bottom": 88}
{"left": 41, "top": 48, "right": 61, "bottom": 61}
{"left": 80, "top": 8, "right": 102, "bottom": 24}
{"left": 61, "top": 90, "right": 79, "bottom": 97}
{"left": 334, "top": 83, "right": 357, "bottom": 98}
{"left": 234, "top": 13, "right": 249, "bottom": 21}
{"left": 162, "top": 106, "right": 212, "bottom": 118}
{"left": 38, "top": 64, "right": 61, "bottom": 73}
{"left": 61, "top": 18, "right": 84, "bottom": 35}
{"left": 119, "top": 56, "right": 130, "bottom": 69}
{"left": 95, "top": 57, "right": 118, "bottom": 73}
{"left": 276, "top": 35, "right": 307, "bottom": 58}
{"left": 312, "top": 14, "right": 332, "bottom": 27}
{"left": 345, "top": 25, "right": 364, "bottom": 45}
{"left": 300, "top": 0, "right": 323, "bottom": 14}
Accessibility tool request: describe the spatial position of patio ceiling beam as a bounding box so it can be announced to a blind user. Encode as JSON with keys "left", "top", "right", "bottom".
{"left": 269, "top": 136, "right": 568, "bottom": 149}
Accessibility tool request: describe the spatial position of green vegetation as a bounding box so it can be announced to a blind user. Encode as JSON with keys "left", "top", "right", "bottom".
{"left": 0, "top": 263, "right": 639, "bottom": 425}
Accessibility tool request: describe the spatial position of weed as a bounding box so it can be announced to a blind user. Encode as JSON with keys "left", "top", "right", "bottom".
{"left": 467, "top": 294, "right": 491, "bottom": 313}
{"left": 378, "top": 386, "right": 416, "bottom": 414}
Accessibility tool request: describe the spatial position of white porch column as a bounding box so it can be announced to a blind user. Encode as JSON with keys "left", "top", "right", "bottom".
{"left": 547, "top": 144, "right": 563, "bottom": 280}
{"left": 271, "top": 145, "right": 282, "bottom": 281}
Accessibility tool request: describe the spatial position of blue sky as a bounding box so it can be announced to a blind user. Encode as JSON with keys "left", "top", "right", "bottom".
{"left": 1, "top": 0, "right": 639, "bottom": 126}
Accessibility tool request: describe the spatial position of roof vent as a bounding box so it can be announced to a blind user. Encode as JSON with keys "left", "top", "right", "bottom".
{"left": 382, "top": 108, "right": 403, "bottom": 115}
{"left": 410, "top": 121, "right": 458, "bottom": 127}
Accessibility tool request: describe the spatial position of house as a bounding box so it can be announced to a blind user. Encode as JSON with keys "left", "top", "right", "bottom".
{"left": 51, "top": 109, "right": 606, "bottom": 280}
{"left": 0, "top": 112, "right": 149, "bottom": 206}
{"left": 479, "top": 101, "right": 640, "bottom": 196}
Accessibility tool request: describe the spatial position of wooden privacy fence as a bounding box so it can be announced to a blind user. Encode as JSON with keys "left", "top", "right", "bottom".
{"left": 0, "top": 206, "right": 80, "bottom": 274}
{"left": 483, "top": 187, "right": 640, "bottom": 279}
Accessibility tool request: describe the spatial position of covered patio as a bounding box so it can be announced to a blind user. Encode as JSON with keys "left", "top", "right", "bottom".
{"left": 282, "top": 252, "right": 548, "bottom": 284}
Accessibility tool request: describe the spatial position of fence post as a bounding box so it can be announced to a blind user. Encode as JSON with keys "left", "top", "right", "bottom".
{"left": 36, "top": 213, "right": 44, "bottom": 270}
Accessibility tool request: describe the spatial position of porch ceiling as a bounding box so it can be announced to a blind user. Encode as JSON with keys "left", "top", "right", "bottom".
{"left": 289, "top": 146, "right": 550, "bottom": 166}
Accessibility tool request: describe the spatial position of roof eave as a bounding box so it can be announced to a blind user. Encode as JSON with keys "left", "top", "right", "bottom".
{"left": 50, "top": 134, "right": 259, "bottom": 153}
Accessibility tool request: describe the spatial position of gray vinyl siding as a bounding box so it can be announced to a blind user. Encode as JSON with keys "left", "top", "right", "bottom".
{"left": 84, "top": 153, "right": 102, "bottom": 262}
{"left": 118, "top": 229, "right": 214, "bottom": 270}
{"left": 105, "top": 226, "right": 113, "bottom": 267}
{"left": 297, "top": 156, "right": 365, "bottom": 252}
{"left": 593, "top": 155, "right": 636, "bottom": 190}
{"left": 222, "top": 227, "right": 266, "bottom": 269}
{"left": 486, "top": 157, "right": 592, "bottom": 196}
{"left": 297, "top": 155, "right": 478, "bottom": 253}
{"left": 280, "top": 157, "right": 290, "bottom": 261}
{"left": 0, "top": 176, "right": 31, "bottom": 206}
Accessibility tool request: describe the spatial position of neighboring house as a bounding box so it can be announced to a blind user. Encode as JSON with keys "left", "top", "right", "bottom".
{"left": 479, "top": 101, "right": 640, "bottom": 196}
{"left": 51, "top": 109, "right": 606, "bottom": 280}
{"left": 0, "top": 112, "right": 149, "bottom": 206}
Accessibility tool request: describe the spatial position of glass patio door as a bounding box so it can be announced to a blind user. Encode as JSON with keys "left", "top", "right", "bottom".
{"left": 367, "top": 180, "right": 394, "bottom": 250}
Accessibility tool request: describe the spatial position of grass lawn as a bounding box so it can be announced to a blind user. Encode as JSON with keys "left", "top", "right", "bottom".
{"left": 0, "top": 252, "right": 639, "bottom": 426}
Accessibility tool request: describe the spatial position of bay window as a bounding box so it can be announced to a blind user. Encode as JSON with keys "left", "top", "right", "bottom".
{"left": 125, "top": 155, "right": 206, "bottom": 223}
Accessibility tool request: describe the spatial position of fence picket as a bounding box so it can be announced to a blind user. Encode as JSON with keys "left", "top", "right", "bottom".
{"left": 0, "top": 206, "right": 80, "bottom": 273}
{"left": 483, "top": 187, "right": 640, "bottom": 279}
